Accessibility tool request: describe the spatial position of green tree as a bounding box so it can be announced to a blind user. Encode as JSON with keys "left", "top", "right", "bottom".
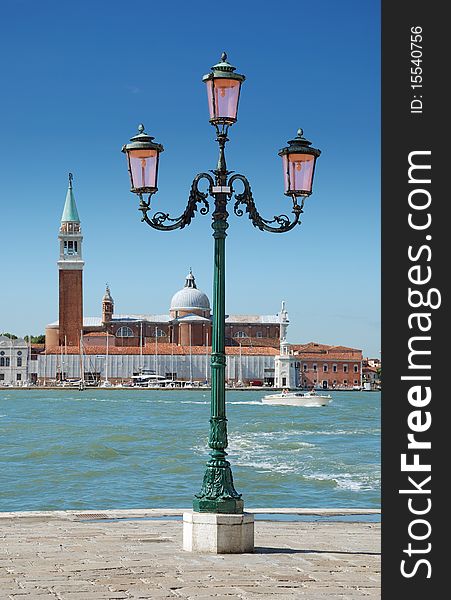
{"left": 24, "top": 335, "right": 45, "bottom": 343}
{"left": 0, "top": 332, "right": 18, "bottom": 339}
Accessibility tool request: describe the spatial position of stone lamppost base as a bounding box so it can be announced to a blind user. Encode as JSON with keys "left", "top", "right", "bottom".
{"left": 183, "top": 511, "right": 254, "bottom": 553}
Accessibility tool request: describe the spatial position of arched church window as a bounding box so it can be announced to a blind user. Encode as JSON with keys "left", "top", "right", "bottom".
{"left": 154, "top": 328, "right": 166, "bottom": 337}
{"left": 233, "top": 331, "right": 247, "bottom": 338}
{"left": 116, "top": 326, "right": 134, "bottom": 338}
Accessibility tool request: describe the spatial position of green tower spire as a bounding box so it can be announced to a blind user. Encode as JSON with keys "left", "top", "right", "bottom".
{"left": 61, "top": 173, "right": 80, "bottom": 223}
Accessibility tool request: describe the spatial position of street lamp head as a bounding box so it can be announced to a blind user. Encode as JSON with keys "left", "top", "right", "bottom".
{"left": 203, "top": 52, "right": 245, "bottom": 126}
{"left": 278, "top": 129, "right": 321, "bottom": 197}
{"left": 122, "top": 124, "right": 164, "bottom": 195}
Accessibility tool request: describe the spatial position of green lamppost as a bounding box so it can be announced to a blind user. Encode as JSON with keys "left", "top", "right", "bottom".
{"left": 122, "top": 53, "right": 321, "bottom": 516}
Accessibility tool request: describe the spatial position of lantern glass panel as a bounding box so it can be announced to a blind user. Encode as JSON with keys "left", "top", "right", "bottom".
{"left": 128, "top": 148, "right": 158, "bottom": 190}
{"left": 282, "top": 153, "right": 315, "bottom": 195}
{"left": 206, "top": 78, "right": 241, "bottom": 122}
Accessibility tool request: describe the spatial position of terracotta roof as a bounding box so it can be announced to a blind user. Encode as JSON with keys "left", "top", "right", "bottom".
{"left": 44, "top": 344, "right": 278, "bottom": 356}
{"left": 83, "top": 332, "right": 114, "bottom": 337}
{"left": 294, "top": 354, "right": 362, "bottom": 361}
{"left": 290, "top": 342, "right": 362, "bottom": 360}
{"left": 293, "top": 353, "right": 363, "bottom": 361}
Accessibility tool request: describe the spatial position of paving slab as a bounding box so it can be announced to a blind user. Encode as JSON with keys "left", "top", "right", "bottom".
{"left": 0, "top": 509, "right": 380, "bottom": 599}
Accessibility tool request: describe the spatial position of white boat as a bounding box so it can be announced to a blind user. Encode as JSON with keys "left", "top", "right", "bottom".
{"left": 131, "top": 372, "right": 179, "bottom": 387}
{"left": 261, "top": 389, "right": 332, "bottom": 407}
{"left": 59, "top": 379, "right": 83, "bottom": 388}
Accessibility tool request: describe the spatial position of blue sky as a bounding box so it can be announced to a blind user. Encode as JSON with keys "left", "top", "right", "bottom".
{"left": 0, "top": 0, "right": 380, "bottom": 356}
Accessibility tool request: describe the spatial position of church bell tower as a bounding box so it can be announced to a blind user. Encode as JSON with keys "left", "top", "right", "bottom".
{"left": 57, "top": 173, "right": 84, "bottom": 347}
{"left": 102, "top": 284, "right": 114, "bottom": 324}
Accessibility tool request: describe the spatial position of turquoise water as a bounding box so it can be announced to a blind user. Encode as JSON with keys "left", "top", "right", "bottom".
{"left": 0, "top": 390, "right": 380, "bottom": 512}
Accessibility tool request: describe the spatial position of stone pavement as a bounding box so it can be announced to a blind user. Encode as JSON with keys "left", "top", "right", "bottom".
{"left": 0, "top": 509, "right": 380, "bottom": 599}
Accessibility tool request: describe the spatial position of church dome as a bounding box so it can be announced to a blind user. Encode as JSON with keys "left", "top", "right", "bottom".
{"left": 170, "top": 270, "right": 210, "bottom": 311}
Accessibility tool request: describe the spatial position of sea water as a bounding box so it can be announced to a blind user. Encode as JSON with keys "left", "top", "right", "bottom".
{"left": 0, "top": 389, "right": 380, "bottom": 512}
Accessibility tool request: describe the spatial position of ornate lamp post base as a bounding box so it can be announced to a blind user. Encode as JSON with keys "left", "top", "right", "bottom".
{"left": 194, "top": 465, "right": 244, "bottom": 513}
{"left": 193, "top": 498, "right": 244, "bottom": 514}
{"left": 193, "top": 446, "right": 244, "bottom": 514}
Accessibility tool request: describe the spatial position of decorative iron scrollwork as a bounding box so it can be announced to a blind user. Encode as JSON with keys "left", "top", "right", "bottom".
{"left": 140, "top": 172, "right": 214, "bottom": 231}
{"left": 209, "top": 417, "right": 228, "bottom": 450}
{"left": 195, "top": 461, "right": 242, "bottom": 501}
{"left": 229, "top": 173, "right": 303, "bottom": 233}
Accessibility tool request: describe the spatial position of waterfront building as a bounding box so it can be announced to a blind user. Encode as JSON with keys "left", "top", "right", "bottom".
{"left": 366, "top": 357, "right": 381, "bottom": 369}
{"left": 39, "top": 315, "right": 363, "bottom": 389}
{"left": 35, "top": 339, "right": 362, "bottom": 388}
{"left": 273, "top": 305, "right": 363, "bottom": 389}
{"left": 37, "top": 178, "right": 362, "bottom": 387}
{"left": 362, "top": 364, "right": 380, "bottom": 389}
{"left": 36, "top": 344, "right": 278, "bottom": 385}
{"left": 0, "top": 336, "right": 30, "bottom": 386}
{"left": 288, "top": 343, "right": 363, "bottom": 389}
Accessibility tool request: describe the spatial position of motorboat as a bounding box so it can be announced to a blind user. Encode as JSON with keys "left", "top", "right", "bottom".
{"left": 131, "top": 372, "right": 167, "bottom": 387}
{"left": 59, "top": 379, "right": 83, "bottom": 388}
{"left": 261, "top": 389, "right": 332, "bottom": 407}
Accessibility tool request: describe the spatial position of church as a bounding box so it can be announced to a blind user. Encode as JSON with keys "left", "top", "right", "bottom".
{"left": 45, "top": 176, "right": 283, "bottom": 353}
{"left": 39, "top": 177, "right": 362, "bottom": 389}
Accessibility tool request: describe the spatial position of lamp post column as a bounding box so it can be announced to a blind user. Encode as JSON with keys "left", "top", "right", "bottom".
{"left": 211, "top": 205, "right": 228, "bottom": 449}
{"left": 193, "top": 138, "right": 243, "bottom": 514}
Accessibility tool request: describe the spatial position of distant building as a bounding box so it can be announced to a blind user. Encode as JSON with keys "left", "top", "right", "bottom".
{"left": 45, "top": 179, "right": 282, "bottom": 352}
{"left": 366, "top": 357, "right": 381, "bottom": 369}
{"left": 0, "top": 336, "right": 29, "bottom": 386}
{"left": 275, "top": 341, "right": 363, "bottom": 390}
{"left": 37, "top": 177, "right": 362, "bottom": 387}
{"left": 362, "top": 365, "right": 379, "bottom": 389}
{"left": 57, "top": 173, "right": 84, "bottom": 348}
{"left": 36, "top": 344, "right": 278, "bottom": 385}
{"left": 291, "top": 343, "right": 363, "bottom": 389}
